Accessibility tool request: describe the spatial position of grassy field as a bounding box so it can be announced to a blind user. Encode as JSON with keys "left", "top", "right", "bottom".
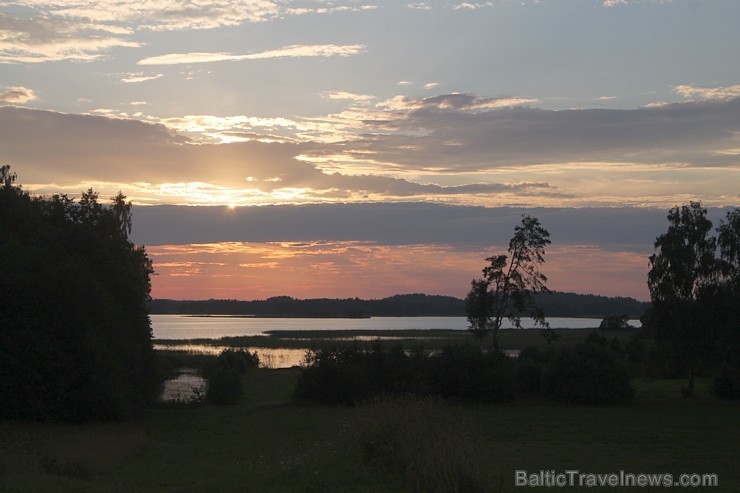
{"left": 1, "top": 368, "right": 738, "bottom": 492}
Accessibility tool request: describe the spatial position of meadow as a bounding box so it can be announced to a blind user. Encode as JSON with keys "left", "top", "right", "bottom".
{"left": 1, "top": 330, "right": 738, "bottom": 492}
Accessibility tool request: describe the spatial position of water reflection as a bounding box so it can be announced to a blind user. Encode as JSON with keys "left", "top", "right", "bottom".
{"left": 154, "top": 344, "right": 307, "bottom": 369}
{"left": 159, "top": 368, "right": 207, "bottom": 402}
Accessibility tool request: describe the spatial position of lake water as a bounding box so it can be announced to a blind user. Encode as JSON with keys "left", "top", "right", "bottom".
{"left": 151, "top": 315, "right": 640, "bottom": 370}
{"left": 151, "top": 315, "right": 631, "bottom": 340}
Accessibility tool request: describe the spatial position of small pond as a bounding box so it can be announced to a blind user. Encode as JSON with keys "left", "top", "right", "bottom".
{"left": 159, "top": 368, "right": 207, "bottom": 403}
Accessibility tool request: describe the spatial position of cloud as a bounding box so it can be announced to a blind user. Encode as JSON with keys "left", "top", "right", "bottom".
{"left": 3, "top": 94, "right": 740, "bottom": 209}
{"left": 121, "top": 73, "right": 163, "bottom": 83}
{"left": 407, "top": 3, "right": 432, "bottom": 10}
{"left": 322, "top": 91, "right": 374, "bottom": 102}
{"left": 123, "top": 202, "right": 730, "bottom": 300}
{"left": 2, "top": 2, "right": 375, "bottom": 63}
{"left": 284, "top": 5, "right": 378, "bottom": 16}
{"left": 0, "top": 86, "right": 35, "bottom": 103}
{"left": 128, "top": 202, "right": 733, "bottom": 255}
{"left": 146, "top": 240, "right": 491, "bottom": 299}
{"left": 375, "top": 93, "right": 539, "bottom": 112}
{"left": 423, "top": 82, "right": 439, "bottom": 90}
{"left": 453, "top": 2, "right": 494, "bottom": 10}
{"left": 10, "top": 1, "right": 375, "bottom": 31}
{"left": 11, "top": 0, "right": 281, "bottom": 30}
{"left": 602, "top": 0, "right": 674, "bottom": 6}
{"left": 674, "top": 83, "right": 740, "bottom": 101}
{"left": 146, "top": 239, "right": 652, "bottom": 300}
{"left": 299, "top": 93, "right": 740, "bottom": 177}
{"left": 137, "top": 44, "right": 367, "bottom": 65}
{"left": 0, "top": 106, "right": 566, "bottom": 206}
{"left": 0, "top": 13, "right": 139, "bottom": 63}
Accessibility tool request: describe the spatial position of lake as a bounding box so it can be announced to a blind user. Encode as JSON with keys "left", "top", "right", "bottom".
{"left": 151, "top": 315, "right": 638, "bottom": 339}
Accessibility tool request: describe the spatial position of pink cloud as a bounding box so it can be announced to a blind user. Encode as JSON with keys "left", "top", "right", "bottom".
{"left": 146, "top": 241, "right": 650, "bottom": 301}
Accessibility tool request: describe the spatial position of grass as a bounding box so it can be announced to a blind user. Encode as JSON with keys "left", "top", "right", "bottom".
{"left": 2, "top": 326, "right": 737, "bottom": 492}
{"left": 1, "top": 370, "right": 738, "bottom": 492}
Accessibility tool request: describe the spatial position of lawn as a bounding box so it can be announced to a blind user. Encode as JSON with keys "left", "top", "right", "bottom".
{"left": 1, "top": 369, "right": 738, "bottom": 492}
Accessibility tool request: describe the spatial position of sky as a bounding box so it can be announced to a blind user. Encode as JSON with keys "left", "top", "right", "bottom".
{"left": 2, "top": 0, "right": 740, "bottom": 301}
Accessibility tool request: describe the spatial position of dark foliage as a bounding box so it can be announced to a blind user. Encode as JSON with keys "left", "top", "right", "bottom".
{"left": 424, "top": 346, "right": 515, "bottom": 403}
{"left": 541, "top": 344, "right": 633, "bottom": 405}
{"left": 515, "top": 345, "right": 551, "bottom": 393}
{"left": 712, "top": 360, "right": 740, "bottom": 400}
{"left": 644, "top": 203, "right": 740, "bottom": 397}
{"left": 214, "top": 349, "right": 259, "bottom": 374}
{"left": 293, "top": 343, "right": 515, "bottom": 405}
{"left": 0, "top": 166, "right": 157, "bottom": 421}
{"left": 599, "top": 314, "right": 634, "bottom": 331}
{"left": 201, "top": 350, "right": 258, "bottom": 405}
{"left": 205, "top": 366, "right": 242, "bottom": 405}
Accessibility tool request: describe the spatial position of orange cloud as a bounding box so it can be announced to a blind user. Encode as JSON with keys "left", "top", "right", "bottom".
{"left": 146, "top": 241, "right": 651, "bottom": 301}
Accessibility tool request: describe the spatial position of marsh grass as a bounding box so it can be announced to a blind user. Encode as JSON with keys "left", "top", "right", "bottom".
{"left": 354, "top": 396, "right": 490, "bottom": 492}
{"left": 155, "top": 328, "right": 637, "bottom": 355}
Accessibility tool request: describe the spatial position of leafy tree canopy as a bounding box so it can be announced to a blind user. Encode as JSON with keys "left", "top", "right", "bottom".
{"left": 0, "top": 166, "right": 157, "bottom": 421}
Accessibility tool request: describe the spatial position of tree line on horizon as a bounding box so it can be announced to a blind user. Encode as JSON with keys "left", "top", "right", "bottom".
{"left": 148, "top": 292, "right": 650, "bottom": 319}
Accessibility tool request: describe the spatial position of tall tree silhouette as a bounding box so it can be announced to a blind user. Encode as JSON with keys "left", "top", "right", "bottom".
{"left": 465, "top": 215, "right": 550, "bottom": 352}
{"left": 647, "top": 202, "right": 716, "bottom": 397}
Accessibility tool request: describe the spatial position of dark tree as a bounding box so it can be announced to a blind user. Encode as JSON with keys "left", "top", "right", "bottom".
{"left": 709, "top": 208, "right": 740, "bottom": 399}
{"left": 465, "top": 215, "right": 551, "bottom": 352}
{"left": 646, "top": 202, "right": 717, "bottom": 397}
{"left": 0, "top": 166, "right": 157, "bottom": 421}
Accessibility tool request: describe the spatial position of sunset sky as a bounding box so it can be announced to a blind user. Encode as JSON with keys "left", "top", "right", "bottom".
{"left": 2, "top": 0, "right": 739, "bottom": 301}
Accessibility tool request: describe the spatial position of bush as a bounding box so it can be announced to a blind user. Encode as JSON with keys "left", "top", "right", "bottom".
{"left": 515, "top": 345, "right": 551, "bottom": 393}
{"left": 599, "top": 314, "right": 633, "bottom": 331}
{"left": 216, "top": 349, "right": 259, "bottom": 373}
{"left": 205, "top": 366, "right": 242, "bottom": 405}
{"left": 200, "top": 349, "right": 258, "bottom": 405}
{"left": 294, "top": 343, "right": 516, "bottom": 405}
{"left": 541, "top": 344, "right": 633, "bottom": 404}
{"left": 425, "top": 346, "right": 515, "bottom": 403}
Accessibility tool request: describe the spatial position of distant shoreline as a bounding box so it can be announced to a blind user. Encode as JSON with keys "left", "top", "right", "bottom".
{"left": 149, "top": 292, "right": 650, "bottom": 319}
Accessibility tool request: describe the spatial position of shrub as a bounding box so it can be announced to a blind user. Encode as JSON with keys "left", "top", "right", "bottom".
{"left": 425, "top": 345, "right": 515, "bottom": 403}
{"left": 599, "top": 314, "right": 633, "bottom": 331}
{"left": 541, "top": 343, "right": 633, "bottom": 404}
{"left": 294, "top": 343, "right": 516, "bottom": 405}
{"left": 515, "top": 345, "right": 551, "bottom": 393}
{"left": 216, "top": 349, "right": 259, "bottom": 373}
{"left": 205, "top": 366, "right": 242, "bottom": 405}
{"left": 294, "top": 347, "right": 369, "bottom": 405}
